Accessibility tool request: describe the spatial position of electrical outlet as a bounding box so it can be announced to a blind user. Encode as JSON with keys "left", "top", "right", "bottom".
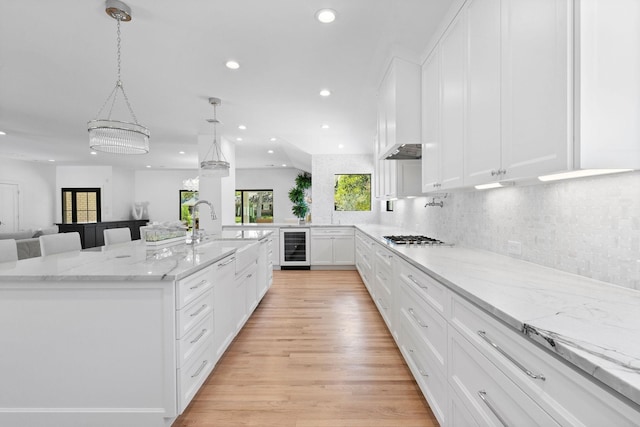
{"left": 507, "top": 240, "right": 522, "bottom": 256}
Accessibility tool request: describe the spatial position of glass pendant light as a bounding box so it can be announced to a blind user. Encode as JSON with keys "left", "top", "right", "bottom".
{"left": 200, "top": 97, "right": 230, "bottom": 177}
{"left": 88, "top": 0, "right": 149, "bottom": 154}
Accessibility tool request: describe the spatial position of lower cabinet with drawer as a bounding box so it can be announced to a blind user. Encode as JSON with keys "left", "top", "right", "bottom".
{"left": 373, "top": 245, "right": 396, "bottom": 335}
{"left": 310, "top": 227, "right": 355, "bottom": 267}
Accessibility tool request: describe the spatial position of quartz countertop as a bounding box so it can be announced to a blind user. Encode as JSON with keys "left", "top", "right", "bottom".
{"left": 0, "top": 237, "right": 260, "bottom": 282}
{"left": 222, "top": 223, "right": 354, "bottom": 228}
{"left": 355, "top": 224, "right": 640, "bottom": 407}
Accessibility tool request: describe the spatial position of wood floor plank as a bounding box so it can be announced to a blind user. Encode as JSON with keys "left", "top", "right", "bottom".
{"left": 173, "top": 270, "right": 439, "bottom": 427}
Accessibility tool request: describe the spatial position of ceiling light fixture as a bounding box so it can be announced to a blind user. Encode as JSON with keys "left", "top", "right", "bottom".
{"left": 320, "top": 89, "right": 331, "bottom": 97}
{"left": 0, "top": 131, "right": 6, "bottom": 136}
{"left": 225, "top": 60, "right": 240, "bottom": 70}
{"left": 282, "top": 164, "right": 287, "bottom": 167}
{"left": 338, "top": 144, "right": 344, "bottom": 149}
{"left": 236, "top": 137, "right": 243, "bottom": 142}
{"left": 315, "top": 9, "right": 336, "bottom": 24}
{"left": 270, "top": 137, "right": 277, "bottom": 142}
{"left": 238, "top": 125, "right": 247, "bottom": 130}
{"left": 90, "top": 151, "right": 98, "bottom": 155}
{"left": 179, "top": 151, "right": 185, "bottom": 154}
{"left": 267, "top": 150, "right": 274, "bottom": 154}
{"left": 200, "top": 97, "right": 230, "bottom": 177}
{"left": 321, "top": 124, "right": 329, "bottom": 129}
{"left": 88, "top": 0, "right": 149, "bottom": 155}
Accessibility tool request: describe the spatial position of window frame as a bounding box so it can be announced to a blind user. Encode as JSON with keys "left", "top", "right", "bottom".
{"left": 235, "top": 189, "right": 274, "bottom": 224}
{"left": 61, "top": 188, "right": 102, "bottom": 223}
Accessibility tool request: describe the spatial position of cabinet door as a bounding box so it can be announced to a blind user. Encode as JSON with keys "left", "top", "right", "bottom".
{"left": 501, "top": 0, "right": 570, "bottom": 178}
{"left": 422, "top": 48, "right": 441, "bottom": 192}
{"left": 439, "top": 12, "right": 466, "bottom": 189}
{"left": 396, "top": 160, "right": 422, "bottom": 197}
{"left": 332, "top": 236, "right": 355, "bottom": 265}
{"left": 213, "top": 255, "right": 236, "bottom": 360}
{"left": 310, "top": 236, "right": 333, "bottom": 265}
{"left": 464, "top": 0, "right": 502, "bottom": 186}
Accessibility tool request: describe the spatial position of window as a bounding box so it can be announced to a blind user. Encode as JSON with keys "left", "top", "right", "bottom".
{"left": 235, "top": 190, "right": 273, "bottom": 224}
{"left": 179, "top": 190, "right": 199, "bottom": 228}
{"left": 334, "top": 174, "right": 371, "bottom": 211}
{"left": 61, "top": 188, "right": 101, "bottom": 223}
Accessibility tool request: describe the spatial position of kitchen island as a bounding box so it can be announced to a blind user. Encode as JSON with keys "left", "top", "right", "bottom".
{"left": 0, "top": 231, "right": 273, "bottom": 427}
{"left": 355, "top": 224, "right": 640, "bottom": 426}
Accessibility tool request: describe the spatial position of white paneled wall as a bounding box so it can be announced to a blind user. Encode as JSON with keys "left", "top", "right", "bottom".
{"left": 381, "top": 171, "right": 640, "bottom": 290}
{"left": 312, "top": 154, "right": 379, "bottom": 225}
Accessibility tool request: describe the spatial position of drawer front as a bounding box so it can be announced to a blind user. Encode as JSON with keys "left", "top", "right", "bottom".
{"left": 399, "top": 281, "right": 447, "bottom": 368}
{"left": 400, "top": 314, "right": 448, "bottom": 426}
{"left": 176, "top": 266, "right": 213, "bottom": 309}
{"left": 375, "top": 246, "right": 394, "bottom": 270}
{"left": 177, "top": 340, "right": 215, "bottom": 413}
{"left": 449, "top": 327, "right": 561, "bottom": 427}
{"left": 398, "top": 260, "right": 448, "bottom": 316}
{"left": 177, "top": 312, "right": 214, "bottom": 368}
{"left": 177, "top": 289, "right": 213, "bottom": 339}
{"left": 311, "top": 227, "right": 354, "bottom": 236}
{"left": 450, "top": 294, "right": 640, "bottom": 426}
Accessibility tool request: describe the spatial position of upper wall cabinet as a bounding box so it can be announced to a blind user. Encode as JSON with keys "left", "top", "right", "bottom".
{"left": 377, "top": 57, "right": 422, "bottom": 160}
{"left": 423, "top": 0, "right": 639, "bottom": 190}
{"left": 576, "top": 0, "right": 640, "bottom": 170}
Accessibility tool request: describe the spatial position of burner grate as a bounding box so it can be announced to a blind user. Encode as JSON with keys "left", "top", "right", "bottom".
{"left": 383, "top": 235, "right": 450, "bottom": 246}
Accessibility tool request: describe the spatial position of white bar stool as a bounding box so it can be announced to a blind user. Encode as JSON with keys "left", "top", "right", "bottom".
{"left": 104, "top": 228, "right": 132, "bottom": 245}
{"left": 39, "top": 232, "right": 82, "bottom": 256}
{"left": 0, "top": 239, "right": 18, "bottom": 263}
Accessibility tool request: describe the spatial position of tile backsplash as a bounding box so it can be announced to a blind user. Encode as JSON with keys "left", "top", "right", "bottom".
{"left": 381, "top": 171, "right": 640, "bottom": 290}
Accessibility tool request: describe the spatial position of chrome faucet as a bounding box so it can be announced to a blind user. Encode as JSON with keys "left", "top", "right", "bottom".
{"left": 191, "top": 200, "right": 217, "bottom": 241}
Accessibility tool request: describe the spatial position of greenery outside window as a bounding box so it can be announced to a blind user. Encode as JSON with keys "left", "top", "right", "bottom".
{"left": 179, "top": 190, "right": 199, "bottom": 229}
{"left": 62, "top": 188, "right": 101, "bottom": 223}
{"left": 236, "top": 190, "right": 273, "bottom": 224}
{"left": 334, "top": 174, "right": 371, "bottom": 211}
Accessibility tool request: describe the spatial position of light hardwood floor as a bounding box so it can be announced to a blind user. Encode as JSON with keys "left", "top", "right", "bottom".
{"left": 173, "top": 270, "right": 439, "bottom": 427}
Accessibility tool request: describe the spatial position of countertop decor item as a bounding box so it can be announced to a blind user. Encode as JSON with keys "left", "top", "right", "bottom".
{"left": 88, "top": 0, "right": 150, "bottom": 155}
{"left": 200, "top": 97, "right": 230, "bottom": 177}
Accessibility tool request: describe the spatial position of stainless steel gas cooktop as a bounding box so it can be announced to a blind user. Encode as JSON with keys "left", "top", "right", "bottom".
{"left": 383, "top": 235, "right": 452, "bottom": 246}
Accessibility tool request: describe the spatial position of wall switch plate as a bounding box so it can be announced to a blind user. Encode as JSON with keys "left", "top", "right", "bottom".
{"left": 507, "top": 240, "right": 522, "bottom": 256}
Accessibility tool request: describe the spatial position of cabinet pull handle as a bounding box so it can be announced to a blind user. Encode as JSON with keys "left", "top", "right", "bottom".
{"left": 408, "top": 308, "right": 428, "bottom": 328}
{"left": 190, "top": 304, "right": 208, "bottom": 317}
{"left": 407, "top": 274, "right": 427, "bottom": 289}
{"left": 191, "top": 360, "right": 208, "bottom": 378}
{"left": 218, "top": 257, "right": 235, "bottom": 267}
{"left": 478, "top": 390, "right": 509, "bottom": 427}
{"left": 477, "top": 331, "right": 545, "bottom": 381}
{"left": 377, "top": 298, "right": 388, "bottom": 310}
{"left": 408, "top": 349, "right": 429, "bottom": 377}
{"left": 247, "top": 273, "right": 253, "bottom": 278}
{"left": 190, "top": 328, "right": 208, "bottom": 344}
{"left": 190, "top": 279, "right": 208, "bottom": 290}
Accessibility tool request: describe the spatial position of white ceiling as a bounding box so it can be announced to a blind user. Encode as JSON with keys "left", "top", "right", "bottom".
{"left": 0, "top": 0, "right": 452, "bottom": 172}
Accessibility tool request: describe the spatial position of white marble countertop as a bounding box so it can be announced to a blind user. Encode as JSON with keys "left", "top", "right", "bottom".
{"left": 355, "top": 224, "right": 640, "bottom": 407}
{"left": 0, "top": 236, "right": 261, "bottom": 282}
{"left": 223, "top": 223, "right": 354, "bottom": 228}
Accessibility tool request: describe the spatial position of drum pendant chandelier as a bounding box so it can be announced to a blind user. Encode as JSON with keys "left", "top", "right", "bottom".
{"left": 200, "top": 97, "right": 230, "bottom": 177}
{"left": 88, "top": 0, "right": 149, "bottom": 155}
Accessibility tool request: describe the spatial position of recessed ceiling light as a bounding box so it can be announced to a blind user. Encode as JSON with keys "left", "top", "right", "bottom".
{"left": 90, "top": 151, "right": 97, "bottom": 155}
{"left": 316, "top": 9, "right": 336, "bottom": 24}
{"left": 48, "top": 159, "right": 55, "bottom": 162}
{"left": 282, "top": 164, "right": 287, "bottom": 167}
{"left": 146, "top": 165, "right": 151, "bottom": 168}
{"left": 225, "top": 60, "right": 240, "bottom": 70}
{"left": 338, "top": 144, "right": 344, "bottom": 149}
{"left": 319, "top": 89, "right": 331, "bottom": 97}
{"left": 270, "top": 137, "right": 277, "bottom": 142}
{"left": 236, "top": 137, "right": 243, "bottom": 142}
{"left": 321, "top": 124, "right": 330, "bottom": 129}
{"left": 0, "top": 131, "right": 6, "bottom": 136}
{"left": 179, "top": 151, "right": 185, "bottom": 154}
{"left": 267, "top": 150, "right": 274, "bottom": 154}
{"left": 238, "top": 125, "right": 247, "bottom": 130}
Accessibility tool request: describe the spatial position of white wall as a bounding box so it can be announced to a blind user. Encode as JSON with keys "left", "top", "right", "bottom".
{"left": 380, "top": 171, "right": 640, "bottom": 290}
{"left": 235, "top": 168, "right": 302, "bottom": 223}
{"left": 0, "top": 158, "right": 56, "bottom": 230}
{"left": 134, "top": 169, "right": 199, "bottom": 223}
{"left": 312, "top": 154, "right": 379, "bottom": 225}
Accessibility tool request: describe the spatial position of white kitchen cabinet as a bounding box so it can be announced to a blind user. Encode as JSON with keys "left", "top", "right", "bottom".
{"left": 310, "top": 227, "right": 355, "bottom": 267}
{"left": 377, "top": 57, "right": 422, "bottom": 158}
{"left": 373, "top": 244, "right": 396, "bottom": 335}
{"left": 463, "top": 0, "right": 502, "bottom": 186}
{"left": 421, "top": 47, "right": 441, "bottom": 192}
{"left": 355, "top": 230, "right": 375, "bottom": 294}
{"left": 450, "top": 292, "right": 640, "bottom": 426}
{"left": 212, "top": 254, "right": 236, "bottom": 361}
{"left": 234, "top": 259, "right": 257, "bottom": 331}
{"left": 256, "top": 235, "right": 272, "bottom": 301}
{"left": 439, "top": 11, "right": 466, "bottom": 190}
{"left": 500, "top": 0, "right": 570, "bottom": 180}
{"left": 573, "top": 0, "right": 640, "bottom": 171}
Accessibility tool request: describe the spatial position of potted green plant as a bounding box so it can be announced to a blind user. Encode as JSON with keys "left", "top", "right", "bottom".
{"left": 289, "top": 172, "right": 311, "bottom": 224}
